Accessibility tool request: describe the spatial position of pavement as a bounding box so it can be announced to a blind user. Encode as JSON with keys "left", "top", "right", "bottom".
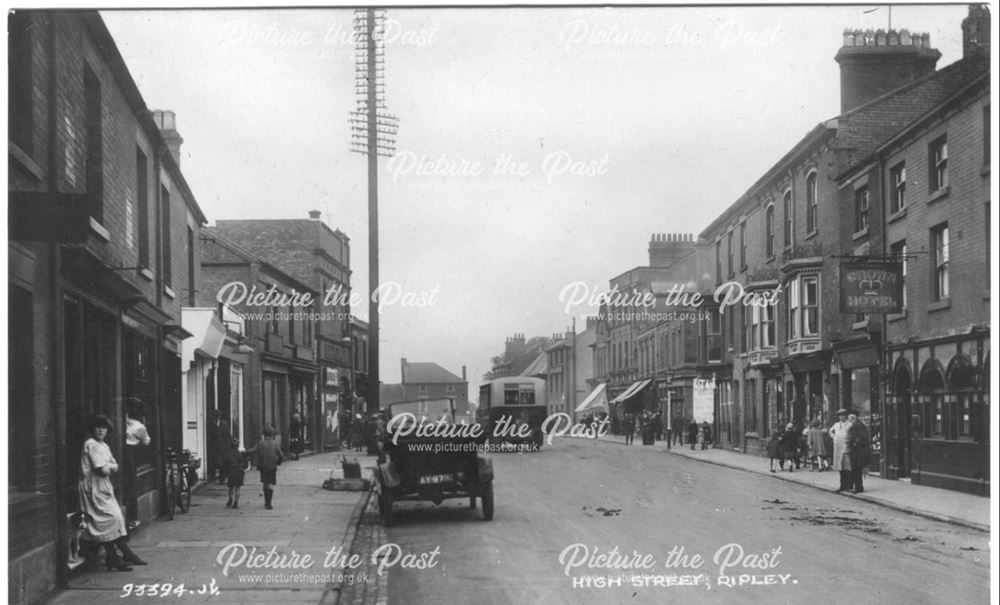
{"left": 572, "top": 432, "right": 991, "bottom": 532}
{"left": 46, "top": 449, "right": 383, "bottom": 605}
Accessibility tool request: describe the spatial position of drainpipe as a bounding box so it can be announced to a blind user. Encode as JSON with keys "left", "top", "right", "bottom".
{"left": 48, "top": 13, "right": 70, "bottom": 589}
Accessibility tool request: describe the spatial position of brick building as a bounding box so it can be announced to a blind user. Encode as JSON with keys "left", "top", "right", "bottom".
{"left": 592, "top": 234, "right": 697, "bottom": 426}
{"left": 380, "top": 358, "right": 470, "bottom": 419}
{"left": 8, "top": 11, "right": 208, "bottom": 603}
{"left": 198, "top": 228, "right": 320, "bottom": 462}
{"left": 836, "top": 6, "right": 990, "bottom": 494}
{"left": 211, "top": 214, "right": 353, "bottom": 452}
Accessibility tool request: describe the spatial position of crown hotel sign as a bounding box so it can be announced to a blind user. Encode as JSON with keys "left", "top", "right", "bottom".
{"left": 840, "top": 261, "right": 904, "bottom": 314}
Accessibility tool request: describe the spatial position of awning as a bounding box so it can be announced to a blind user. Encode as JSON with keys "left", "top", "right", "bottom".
{"left": 575, "top": 383, "right": 608, "bottom": 413}
{"left": 611, "top": 379, "right": 652, "bottom": 404}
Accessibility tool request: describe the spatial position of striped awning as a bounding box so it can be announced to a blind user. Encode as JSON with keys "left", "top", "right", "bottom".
{"left": 610, "top": 379, "right": 652, "bottom": 404}
{"left": 575, "top": 383, "right": 608, "bottom": 413}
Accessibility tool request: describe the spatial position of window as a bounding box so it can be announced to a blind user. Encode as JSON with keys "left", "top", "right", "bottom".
{"left": 705, "top": 308, "right": 722, "bottom": 362}
{"left": 854, "top": 186, "right": 870, "bottom": 232}
{"left": 931, "top": 223, "right": 949, "bottom": 300}
{"left": 727, "top": 231, "right": 734, "bottom": 277}
{"left": 742, "top": 305, "right": 751, "bottom": 353}
{"left": 765, "top": 205, "right": 775, "bottom": 257}
{"left": 983, "top": 105, "right": 992, "bottom": 166}
{"left": 761, "top": 303, "right": 775, "bottom": 348}
{"left": 9, "top": 12, "right": 34, "bottom": 154}
{"left": 891, "top": 240, "right": 907, "bottom": 309}
{"left": 749, "top": 305, "right": 759, "bottom": 351}
{"left": 806, "top": 172, "right": 818, "bottom": 233}
{"left": 740, "top": 222, "right": 747, "bottom": 269}
{"left": 85, "top": 66, "right": 104, "bottom": 222}
{"left": 890, "top": 163, "right": 906, "bottom": 214}
{"left": 186, "top": 227, "right": 195, "bottom": 306}
{"left": 137, "top": 149, "right": 150, "bottom": 268}
{"left": 786, "top": 275, "right": 819, "bottom": 339}
{"left": 288, "top": 304, "right": 296, "bottom": 345}
{"left": 715, "top": 241, "right": 722, "bottom": 284}
{"left": 161, "top": 186, "right": 171, "bottom": 287}
{"left": 783, "top": 191, "right": 792, "bottom": 248}
{"left": 802, "top": 276, "right": 819, "bottom": 336}
{"left": 788, "top": 279, "right": 800, "bottom": 340}
{"left": 929, "top": 136, "right": 948, "bottom": 192}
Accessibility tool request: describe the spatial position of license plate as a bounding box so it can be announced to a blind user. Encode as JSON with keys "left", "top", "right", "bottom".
{"left": 419, "top": 472, "right": 463, "bottom": 485}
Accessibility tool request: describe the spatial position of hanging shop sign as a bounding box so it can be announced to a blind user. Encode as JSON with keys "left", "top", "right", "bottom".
{"left": 839, "top": 261, "right": 903, "bottom": 314}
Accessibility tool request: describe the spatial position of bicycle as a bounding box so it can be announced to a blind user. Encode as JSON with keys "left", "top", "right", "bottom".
{"left": 162, "top": 448, "right": 199, "bottom": 519}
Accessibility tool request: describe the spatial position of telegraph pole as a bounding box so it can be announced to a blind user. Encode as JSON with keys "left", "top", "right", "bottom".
{"left": 351, "top": 9, "right": 398, "bottom": 415}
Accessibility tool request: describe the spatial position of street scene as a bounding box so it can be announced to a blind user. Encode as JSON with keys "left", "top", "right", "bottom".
{"left": 5, "top": 4, "right": 994, "bottom": 605}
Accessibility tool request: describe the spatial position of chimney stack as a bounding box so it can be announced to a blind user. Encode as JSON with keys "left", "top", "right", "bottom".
{"left": 309, "top": 210, "right": 322, "bottom": 220}
{"left": 649, "top": 233, "right": 696, "bottom": 268}
{"left": 962, "top": 4, "right": 991, "bottom": 59}
{"left": 151, "top": 110, "right": 183, "bottom": 166}
{"left": 835, "top": 29, "right": 940, "bottom": 114}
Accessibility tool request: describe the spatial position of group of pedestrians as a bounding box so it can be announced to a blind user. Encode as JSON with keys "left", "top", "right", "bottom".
{"left": 765, "top": 408, "right": 871, "bottom": 493}
{"left": 621, "top": 411, "right": 664, "bottom": 446}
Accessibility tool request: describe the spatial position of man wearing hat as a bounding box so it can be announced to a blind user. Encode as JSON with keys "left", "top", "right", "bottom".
{"left": 829, "top": 409, "right": 852, "bottom": 492}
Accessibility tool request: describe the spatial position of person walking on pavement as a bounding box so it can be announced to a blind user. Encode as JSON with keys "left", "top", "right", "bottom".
{"left": 210, "top": 410, "right": 232, "bottom": 484}
{"left": 79, "top": 414, "right": 147, "bottom": 571}
{"left": 687, "top": 419, "right": 699, "bottom": 450}
{"left": 847, "top": 413, "right": 871, "bottom": 493}
{"left": 830, "top": 409, "right": 852, "bottom": 492}
{"left": 778, "top": 423, "right": 799, "bottom": 471}
{"left": 288, "top": 411, "right": 303, "bottom": 461}
{"left": 623, "top": 413, "right": 635, "bottom": 445}
{"left": 247, "top": 425, "right": 285, "bottom": 510}
{"left": 700, "top": 422, "right": 712, "bottom": 450}
{"left": 222, "top": 437, "right": 248, "bottom": 509}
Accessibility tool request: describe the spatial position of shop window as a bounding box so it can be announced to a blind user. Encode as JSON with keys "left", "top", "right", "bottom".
{"left": 9, "top": 286, "right": 35, "bottom": 492}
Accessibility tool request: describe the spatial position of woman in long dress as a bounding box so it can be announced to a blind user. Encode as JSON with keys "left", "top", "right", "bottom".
{"left": 79, "top": 414, "right": 147, "bottom": 571}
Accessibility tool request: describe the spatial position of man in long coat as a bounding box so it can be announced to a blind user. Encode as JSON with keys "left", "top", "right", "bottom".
{"left": 847, "top": 414, "right": 872, "bottom": 493}
{"left": 829, "top": 409, "right": 852, "bottom": 492}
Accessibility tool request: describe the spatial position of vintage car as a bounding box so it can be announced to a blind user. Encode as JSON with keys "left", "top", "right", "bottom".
{"left": 375, "top": 403, "right": 494, "bottom": 526}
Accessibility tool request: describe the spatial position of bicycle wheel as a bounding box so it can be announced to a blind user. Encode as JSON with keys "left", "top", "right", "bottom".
{"left": 178, "top": 469, "right": 191, "bottom": 513}
{"left": 165, "top": 469, "right": 177, "bottom": 520}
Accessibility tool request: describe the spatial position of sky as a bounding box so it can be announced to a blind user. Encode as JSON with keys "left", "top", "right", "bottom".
{"left": 99, "top": 4, "right": 971, "bottom": 391}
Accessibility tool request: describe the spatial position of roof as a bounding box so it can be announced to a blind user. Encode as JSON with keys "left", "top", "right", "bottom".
{"left": 200, "top": 228, "right": 317, "bottom": 295}
{"left": 520, "top": 352, "right": 548, "bottom": 377}
{"left": 835, "top": 54, "right": 989, "bottom": 172}
{"left": 701, "top": 53, "right": 988, "bottom": 238}
{"left": 401, "top": 361, "right": 465, "bottom": 384}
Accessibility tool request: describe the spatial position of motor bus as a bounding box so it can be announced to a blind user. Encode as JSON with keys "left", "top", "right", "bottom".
{"left": 478, "top": 377, "right": 547, "bottom": 449}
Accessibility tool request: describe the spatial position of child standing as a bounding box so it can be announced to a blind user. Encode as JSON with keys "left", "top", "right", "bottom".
{"left": 246, "top": 425, "right": 285, "bottom": 510}
{"left": 222, "top": 438, "right": 247, "bottom": 509}
{"left": 766, "top": 431, "right": 781, "bottom": 472}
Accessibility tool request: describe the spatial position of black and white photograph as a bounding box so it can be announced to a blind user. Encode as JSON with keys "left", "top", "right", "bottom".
{"left": 4, "top": 2, "right": 996, "bottom": 604}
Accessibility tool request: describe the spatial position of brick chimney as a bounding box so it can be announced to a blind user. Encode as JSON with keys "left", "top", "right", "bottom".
{"left": 151, "top": 110, "right": 183, "bottom": 166}
{"left": 309, "top": 210, "right": 322, "bottom": 220}
{"left": 400, "top": 358, "right": 408, "bottom": 384}
{"left": 962, "top": 4, "right": 990, "bottom": 59}
{"left": 504, "top": 333, "right": 526, "bottom": 360}
{"left": 835, "top": 29, "right": 941, "bottom": 114}
{"left": 648, "top": 233, "right": 695, "bottom": 268}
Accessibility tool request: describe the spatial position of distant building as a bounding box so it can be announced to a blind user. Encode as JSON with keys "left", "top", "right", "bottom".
{"left": 381, "top": 358, "right": 470, "bottom": 419}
